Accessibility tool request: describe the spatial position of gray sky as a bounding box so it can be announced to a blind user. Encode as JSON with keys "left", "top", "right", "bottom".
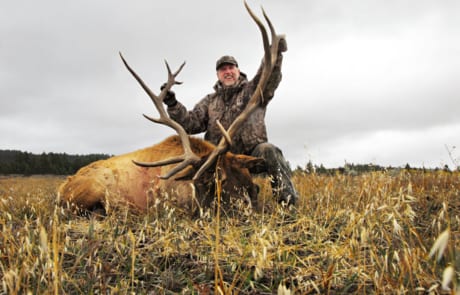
{"left": 1, "top": 0, "right": 459, "bottom": 168}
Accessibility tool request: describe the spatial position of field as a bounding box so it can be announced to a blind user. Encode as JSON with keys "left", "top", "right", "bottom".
{"left": 0, "top": 171, "right": 459, "bottom": 294}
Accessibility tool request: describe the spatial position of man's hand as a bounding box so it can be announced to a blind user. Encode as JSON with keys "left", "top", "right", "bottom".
{"left": 278, "top": 36, "right": 287, "bottom": 52}
{"left": 160, "top": 83, "right": 177, "bottom": 107}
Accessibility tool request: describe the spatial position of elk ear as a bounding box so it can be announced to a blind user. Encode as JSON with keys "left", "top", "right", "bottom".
{"left": 232, "top": 154, "right": 266, "bottom": 172}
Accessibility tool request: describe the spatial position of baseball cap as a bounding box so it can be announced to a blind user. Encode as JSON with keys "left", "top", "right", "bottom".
{"left": 216, "top": 55, "right": 238, "bottom": 70}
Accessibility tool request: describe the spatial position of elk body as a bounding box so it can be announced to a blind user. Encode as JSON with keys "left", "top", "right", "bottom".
{"left": 58, "top": 135, "right": 262, "bottom": 214}
{"left": 58, "top": 2, "right": 284, "bottom": 214}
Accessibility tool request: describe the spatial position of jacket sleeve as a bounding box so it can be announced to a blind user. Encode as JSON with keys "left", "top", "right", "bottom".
{"left": 249, "top": 51, "right": 284, "bottom": 106}
{"left": 166, "top": 94, "right": 210, "bottom": 135}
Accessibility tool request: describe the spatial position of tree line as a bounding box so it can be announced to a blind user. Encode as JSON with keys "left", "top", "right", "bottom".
{"left": 293, "top": 161, "right": 456, "bottom": 176}
{"left": 0, "top": 150, "right": 111, "bottom": 175}
{"left": 2, "top": 149, "right": 456, "bottom": 176}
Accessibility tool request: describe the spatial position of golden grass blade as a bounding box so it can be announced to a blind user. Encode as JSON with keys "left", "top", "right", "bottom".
{"left": 428, "top": 229, "right": 450, "bottom": 261}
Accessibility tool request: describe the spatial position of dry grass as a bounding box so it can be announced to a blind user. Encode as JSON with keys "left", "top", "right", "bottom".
{"left": 0, "top": 171, "right": 459, "bottom": 294}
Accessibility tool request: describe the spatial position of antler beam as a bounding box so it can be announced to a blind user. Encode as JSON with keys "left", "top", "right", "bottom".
{"left": 192, "top": 2, "right": 283, "bottom": 180}
{"left": 119, "top": 53, "right": 201, "bottom": 179}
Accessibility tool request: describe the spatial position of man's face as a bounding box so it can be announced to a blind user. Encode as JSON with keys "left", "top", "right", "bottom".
{"left": 217, "top": 64, "right": 240, "bottom": 87}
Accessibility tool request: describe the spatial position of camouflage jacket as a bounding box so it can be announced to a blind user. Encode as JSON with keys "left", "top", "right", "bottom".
{"left": 167, "top": 53, "right": 284, "bottom": 155}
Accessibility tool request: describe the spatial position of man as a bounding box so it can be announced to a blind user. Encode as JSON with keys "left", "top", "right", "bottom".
{"left": 162, "top": 38, "right": 298, "bottom": 206}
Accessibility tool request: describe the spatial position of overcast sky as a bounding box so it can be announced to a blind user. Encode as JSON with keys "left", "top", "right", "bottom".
{"left": 1, "top": 0, "right": 459, "bottom": 169}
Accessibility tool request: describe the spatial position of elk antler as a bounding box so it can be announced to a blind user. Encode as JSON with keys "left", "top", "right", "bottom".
{"left": 119, "top": 53, "right": 201, "bottom": 179}
{"left": 192, "top": 2, "right": 284, "bottom": 180}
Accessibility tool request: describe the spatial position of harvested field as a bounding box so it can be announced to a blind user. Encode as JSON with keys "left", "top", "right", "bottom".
{"left": 0, "top": 171, "right": 459, "bottom": 294}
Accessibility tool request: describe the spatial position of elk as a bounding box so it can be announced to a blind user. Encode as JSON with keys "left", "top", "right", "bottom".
{"left": 58, "top": 2, "right": 284, "bottom": 215}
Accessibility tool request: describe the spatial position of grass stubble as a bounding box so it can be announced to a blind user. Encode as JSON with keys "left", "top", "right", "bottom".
{"left": 0, "top": 170, "right": 459, "bottom": 294}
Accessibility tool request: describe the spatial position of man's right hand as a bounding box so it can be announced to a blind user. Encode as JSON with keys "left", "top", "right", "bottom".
{"left": 278, "top": 36, "right": 287, "bottom": 52}
{"left": 160, "top": 83, "right": 177, "bottom": 107}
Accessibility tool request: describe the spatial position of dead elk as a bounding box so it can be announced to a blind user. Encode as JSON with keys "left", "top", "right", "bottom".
{"left": 58, "top": 136, "right": 262, "bottom": 214}
{"left": 59, "top": 3, "right": 283, "bottom": 215}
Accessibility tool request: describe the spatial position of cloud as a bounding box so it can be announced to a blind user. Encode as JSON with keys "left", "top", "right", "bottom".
{"left": 1, "top": 0, "right": 459, "bottom": 169}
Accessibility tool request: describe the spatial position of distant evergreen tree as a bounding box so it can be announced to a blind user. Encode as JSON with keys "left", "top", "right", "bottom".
{"left": 305, "top": 160, "right": 314, "bottom": 174}
{"left": 0, "top": 149, "right": 111, "bottom": 175}
{"left": 315, "top": 164, "right": 328, "bottom": 175}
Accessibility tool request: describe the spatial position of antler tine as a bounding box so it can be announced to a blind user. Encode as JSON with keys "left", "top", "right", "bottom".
{"left": 216, "top": 120, "right": 233, "bottom": 146}
{"left": 132, "top": 158, "right": 194, "bottom": 180}
{"left": 193, "top": 3, "right": 282, "bottom": 181}
{"left": 157, "top": 161, "right": 195, "bottom": 180}
{"left": 166, "top": 59, "right": 186, "bottom": 79}
{"left": 120, "top": 52, "right": 201, "bottom": 179}
{"left": 262, "top": 8, "right": 282, "bottom": 66}
{"left": 244, "top": 2, "right": 272, "bottom": 68}
{"left": 120, "top": 52, "right": 163, "bottom": 112}
{"left": 133, "top": 157, "right": 183, "bottom": 168}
